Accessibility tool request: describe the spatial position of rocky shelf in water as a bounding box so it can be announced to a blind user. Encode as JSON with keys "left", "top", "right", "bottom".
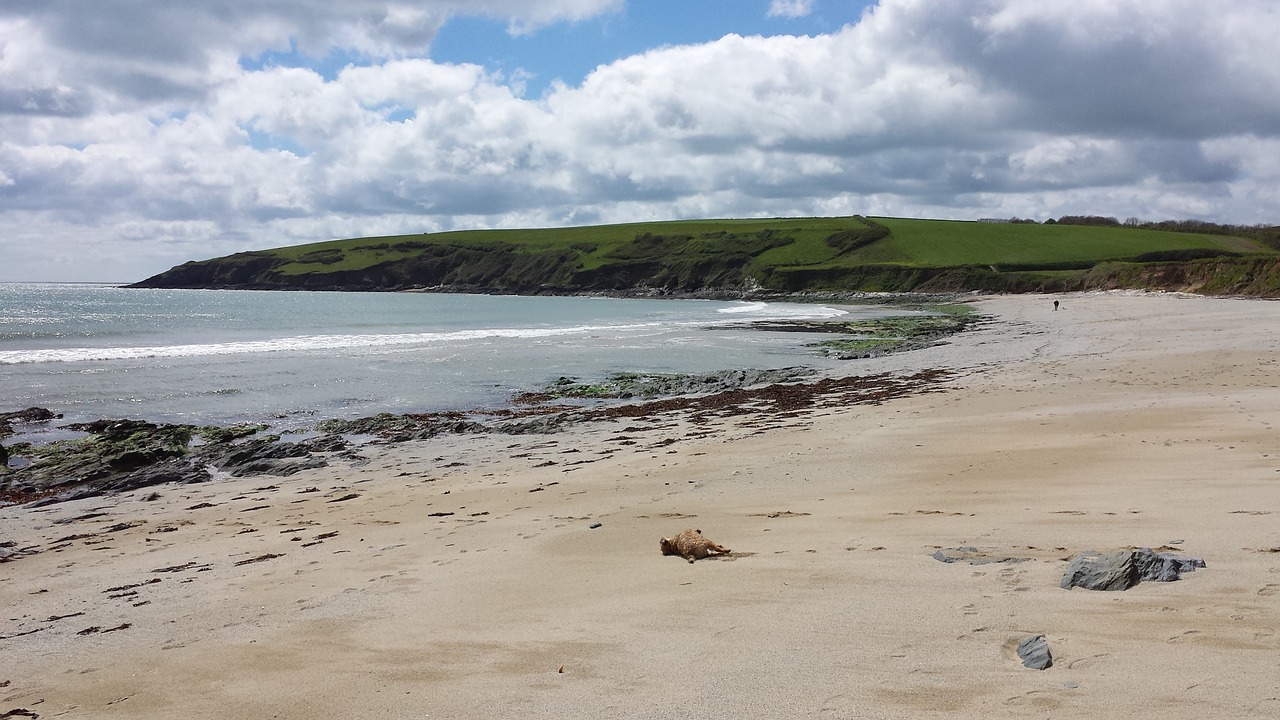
{"left": 0, "top": 418, "right": 352, "bottom": 506}
{"left": 738, "top": 305, "right": 987, "bottom": 360}
{"left": 1, "top": 366, "right": 953, "bottom": 507}
{"left": 513, "top": 367, "right": 817, "bottom": 403}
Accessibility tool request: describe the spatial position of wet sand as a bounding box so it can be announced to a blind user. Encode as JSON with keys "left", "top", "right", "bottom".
{"left": 3, "top": 292, "right": 1279, "bottom": 719}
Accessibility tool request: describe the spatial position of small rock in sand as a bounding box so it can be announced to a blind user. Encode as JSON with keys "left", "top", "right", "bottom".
{"left": 1017, "top": 634, "right": 1053, "bottom": 670}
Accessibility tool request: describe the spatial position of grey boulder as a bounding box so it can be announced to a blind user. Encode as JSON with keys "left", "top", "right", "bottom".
{"left": 1061, "top": 548, "right": 1206, "bottom": 591}
{"left": 1017, "top": 635, "right": 1053, "bottom": 670}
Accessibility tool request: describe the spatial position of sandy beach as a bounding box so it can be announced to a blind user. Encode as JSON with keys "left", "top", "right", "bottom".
{"left": 3, "top": 292, "right": 1279, "bottom": 719}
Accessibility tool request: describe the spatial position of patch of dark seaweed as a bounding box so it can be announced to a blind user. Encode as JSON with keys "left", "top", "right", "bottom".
{"left": 579, "top": 370, "right": 953, "bottom": 423}
{"left": 3, "top": 363, "right": 956, "bottom": 506}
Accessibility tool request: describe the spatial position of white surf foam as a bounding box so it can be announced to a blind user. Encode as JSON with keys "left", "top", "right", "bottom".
{"left": 715, "top": 301, "right": 848, "bottom": 319}
{"left": 0, "top": 323, "right": 666, "bottom": 365}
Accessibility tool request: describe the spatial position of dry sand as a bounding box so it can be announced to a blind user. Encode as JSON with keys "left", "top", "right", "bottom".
{"left": 3, "top": 292, "right": 1279, "bottom": 719}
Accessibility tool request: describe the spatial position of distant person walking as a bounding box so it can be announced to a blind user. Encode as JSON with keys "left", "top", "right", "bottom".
{"left": 1053, "top": 300, "right": 1060, "bottom": 311}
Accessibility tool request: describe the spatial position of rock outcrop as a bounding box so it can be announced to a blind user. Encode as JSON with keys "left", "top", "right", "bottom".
{"left": 0, "top": 407, "right": 60, "bottom": 439}
{"left": 1, "top": 419, "right": 338, "bottom": 505}
{"left": 1060, "top": 548, "right": 1206, "bottom": 591}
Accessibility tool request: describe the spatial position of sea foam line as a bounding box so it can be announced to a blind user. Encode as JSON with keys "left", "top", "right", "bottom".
{"left": 717, "top": 302, "right": 847, "bottom": 319}
{"left": 0, "top": 304, "right": 849, "bottom": 365}
{"left": 0, "top": 323, "right": 662, "bottom": 365}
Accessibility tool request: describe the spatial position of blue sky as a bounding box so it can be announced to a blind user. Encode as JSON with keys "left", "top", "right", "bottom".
{"left": 1, "top": 0, "right": 1278, "bottom": 282}
{"left": 240, "top": 2, "right": 871, "bottom": 94}
{"left": 428, "top": 1, "right": 871, "bottom": 96}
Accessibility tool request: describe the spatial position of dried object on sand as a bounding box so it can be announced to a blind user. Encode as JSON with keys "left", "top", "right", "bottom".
{"left": 660, "top": 528, "right": 731, "bottom": 563}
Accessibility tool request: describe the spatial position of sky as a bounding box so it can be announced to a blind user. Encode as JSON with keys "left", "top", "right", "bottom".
{"left": 1, "top": 0, "right": 1278, "bottom": 282}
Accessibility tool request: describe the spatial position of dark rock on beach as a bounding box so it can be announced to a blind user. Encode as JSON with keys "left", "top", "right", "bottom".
{"left": 3, "top": 420, "right": 197, "bottom": 500}
{"left": 520, "top": 367, "right": 817, "bottom": 403}
{"left": 64, "top": 419, "right": 194, "bottom": 470}
{"left": 0, "top": 407, "right": 61, "bottom": 439}
{"left": 1017, "top": 635, "right": 1053, "bottom": 670}
{"left": 1060, "top": 548, "right": 1206, "bottom": 591}
{"left": 494, "top": 415, "right": 569, "bottom": 435}
{"left": 300, "top": 433, "right": 350, "bottom": 453}
{"left": 24, "top": 459, "right": 214, "bottom": 506}
{"left": 184, "top": 432, "right": 335, "bottom": 477}
{"left": 197, "top": 434, "right": 308, "bottom": 467}
{"left": 313, "top": 412, "right": 483, "bottom": 442}
{"left": 0, "top": 419, "right": 335, "bottom": 505}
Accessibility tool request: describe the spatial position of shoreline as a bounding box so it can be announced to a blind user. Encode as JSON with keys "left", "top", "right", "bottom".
{"left": 1, "top": 300, "right": 977, "bottom": 506}
{"left": 0, "top": 288, "right": 943, "bottom": 442}
{"left": 3, "top": 291, "right": 1279, "bottom": 718}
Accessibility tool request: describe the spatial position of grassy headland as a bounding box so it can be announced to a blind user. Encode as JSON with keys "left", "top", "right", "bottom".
{"left": 130, "top": 216, "right": 1280, "bottom": 296}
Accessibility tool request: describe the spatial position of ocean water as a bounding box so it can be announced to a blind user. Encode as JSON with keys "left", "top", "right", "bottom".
{"left": 0, "top": 283, "right": 904, "bottom": 435}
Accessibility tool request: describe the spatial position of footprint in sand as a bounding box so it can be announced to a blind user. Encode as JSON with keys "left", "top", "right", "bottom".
{"left": 1249, "top": 698, "right": 1280, "bottom": 716}
{"left": 1003, "top": 690, "right": 1062, "bottom": 710}
{"left": 997, "top": 567, "right": 1026, "bottom": 588}
{"left": 1259, "top": 584, "right": 1280, "bottom": 597}
{"left": 1066, "top": 653, "right": 1109, "bottom": 670}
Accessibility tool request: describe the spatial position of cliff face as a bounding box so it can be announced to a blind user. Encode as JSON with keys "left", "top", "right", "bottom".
{"left": 131, "top": 252, "right": 1280, "bottom": 297}
{"left": 129, "top": 220, "right": 1280, "bottom": 297}
{"left": 1075, "top": 257, "right": 1280, "bottom": 296}
{"left": 130, "top": 253, "right": 287, "bottom": 289}
{"left": 130, "top": 231, "right": 799, "bottom": 293}
{"left": 130, "top": 245, "right": 589, "bottom": 292}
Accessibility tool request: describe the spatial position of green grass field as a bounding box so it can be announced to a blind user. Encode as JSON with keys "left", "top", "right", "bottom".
{"left": 267, "top": 216, "right": 1272, "bottom": 276}
{"left": 270, "top": 216, "right": 880, "bottom": 276}
{"left": 863, "top": 218, "right": 1267, "bottom": 267}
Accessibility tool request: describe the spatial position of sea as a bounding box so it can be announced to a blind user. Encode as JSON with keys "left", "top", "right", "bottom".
{"left": 0, "top": 283, "right": 907, "bottom": 440}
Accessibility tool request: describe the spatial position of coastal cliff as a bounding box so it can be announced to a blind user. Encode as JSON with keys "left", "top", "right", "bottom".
{"left": 130, "top": 215, "right": 1280, "bottom": 296}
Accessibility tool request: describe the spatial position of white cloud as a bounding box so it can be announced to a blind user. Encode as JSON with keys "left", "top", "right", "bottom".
{"left": 0, "top": 1, "right": 621, "bottom": 114}
{"left": 768, "top": 0, "right": 815, "bottom": 19}
{"left": 1, "top": 0, "right": 1278, "bottom": 282}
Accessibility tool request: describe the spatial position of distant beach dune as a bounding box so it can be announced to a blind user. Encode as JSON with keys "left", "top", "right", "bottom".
{"left": 3, "top": 291, "right": 1279, "bottom": 719}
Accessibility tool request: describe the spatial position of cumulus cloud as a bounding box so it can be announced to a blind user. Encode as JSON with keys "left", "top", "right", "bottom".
{"left": 1, "top": 0, "right": 1278, "bottom": 281}
{"left": 768, "top": 0, "right": 816, "bottom": 19}
{"left": 0, "top": 0, "right": 621, "bottom": 113}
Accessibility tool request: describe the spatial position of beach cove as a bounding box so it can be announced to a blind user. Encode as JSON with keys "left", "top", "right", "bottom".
{"left": 3, "top": 292, "right": 1279, "bottom": 719}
